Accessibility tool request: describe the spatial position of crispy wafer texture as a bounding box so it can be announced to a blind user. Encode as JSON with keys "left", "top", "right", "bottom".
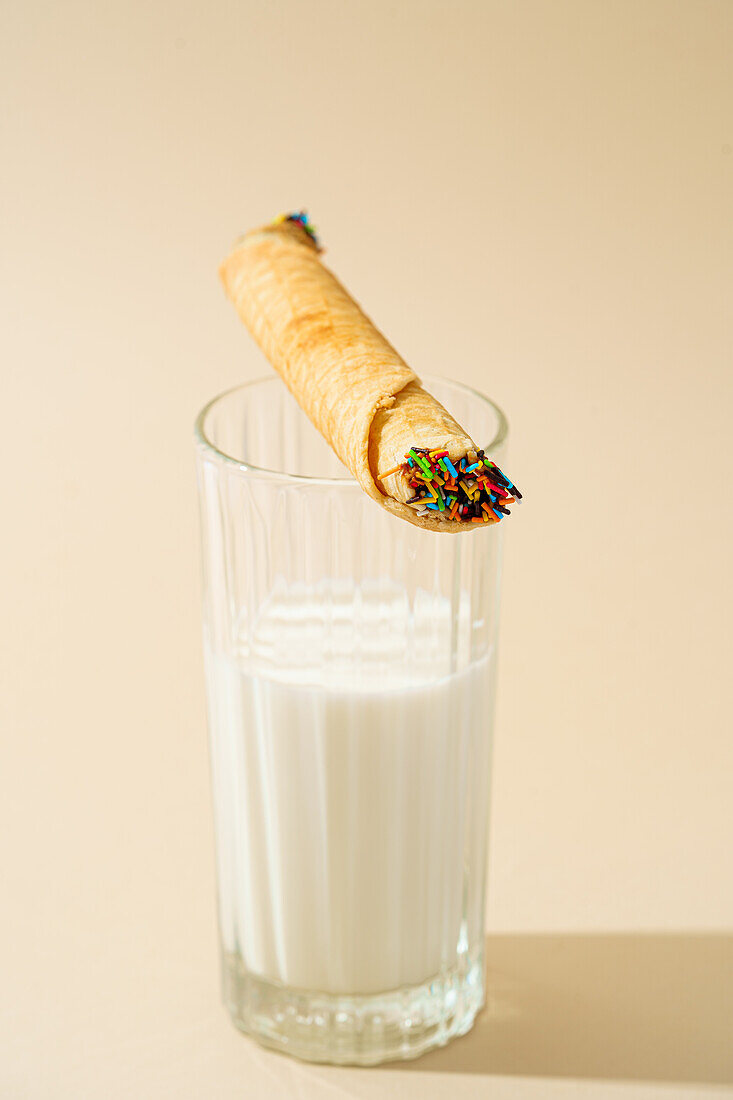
{"left": 219, "top": 219, "right": 482, "bottom": 532}
{"left": 370, "top": 381, "right": 475, "bottom": 504}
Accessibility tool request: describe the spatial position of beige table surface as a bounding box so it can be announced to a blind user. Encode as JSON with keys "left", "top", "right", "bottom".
{"left": 2, "top": 2, "right": 732, "bottom": 1097}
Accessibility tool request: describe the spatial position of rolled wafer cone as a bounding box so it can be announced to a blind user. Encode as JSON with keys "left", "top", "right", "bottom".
{"left": 219, "top": 214, "right": 509, "bottom": 532}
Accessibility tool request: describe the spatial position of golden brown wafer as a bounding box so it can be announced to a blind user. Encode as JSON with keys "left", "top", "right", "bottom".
{"left": 219, "top": 217, "right": 485, "bottom": 531}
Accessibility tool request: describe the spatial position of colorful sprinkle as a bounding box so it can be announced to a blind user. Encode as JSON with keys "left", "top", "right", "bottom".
{"left": 397, "top": 445, "right": 521, "bottom": 526}
{"left": 379, "top": 463, "right": 404, "bottom": 480}
{"left": 272, "top": 210, "right": 320, "bottom": 247}
{"left": 408, "top": 449, "right": 433, "bottom": 478}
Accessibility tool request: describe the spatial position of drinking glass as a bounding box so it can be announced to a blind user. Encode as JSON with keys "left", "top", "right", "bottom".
{"left": 194, "top": 370, "right": 508, "bottom": 1065}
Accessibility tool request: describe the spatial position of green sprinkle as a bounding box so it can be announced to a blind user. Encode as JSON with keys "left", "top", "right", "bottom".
{"left": 409, "top": 450, "right": 433, "bottom": 477}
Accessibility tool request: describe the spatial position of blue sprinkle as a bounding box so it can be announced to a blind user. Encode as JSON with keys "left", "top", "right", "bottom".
{"left": 465, "top": 462, "right": 481, "bottom": 473}
{"left": 444, "top": 457, "right": 458, "bottom": 477}
{"left": 426, "top": 502, "right": 440, "bottom": 510}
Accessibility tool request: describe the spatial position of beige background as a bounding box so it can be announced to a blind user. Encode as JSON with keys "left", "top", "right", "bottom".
{"left": 2, "top": 1, "right": 732, "bottom": 1097}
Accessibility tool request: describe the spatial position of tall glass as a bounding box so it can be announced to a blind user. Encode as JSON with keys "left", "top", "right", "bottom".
{"left": 194, "top": 372, "right": 508, "bottom": 1065}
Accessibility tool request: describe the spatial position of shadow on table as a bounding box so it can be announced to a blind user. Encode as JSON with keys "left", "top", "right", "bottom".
{"left": 393, "top": 932, "right": 733, "bottom": 1085}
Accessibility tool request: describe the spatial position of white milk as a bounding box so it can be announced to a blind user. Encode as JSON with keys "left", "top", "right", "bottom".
{"left": 205, "top": 583, "right": 493, "bottom": 996}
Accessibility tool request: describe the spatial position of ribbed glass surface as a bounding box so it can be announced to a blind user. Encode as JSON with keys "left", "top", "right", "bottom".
{"left": 195, "top": 374, "right": 506, "bottom": 1064}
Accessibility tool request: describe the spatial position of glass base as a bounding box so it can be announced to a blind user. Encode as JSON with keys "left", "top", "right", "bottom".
{"left": 222, "top": 947, "right": 485, "bottom": 1066}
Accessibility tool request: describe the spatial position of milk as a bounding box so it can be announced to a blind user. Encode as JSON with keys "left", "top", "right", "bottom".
{"left": 205, "top": 582, "right": 493, "bottom": 996}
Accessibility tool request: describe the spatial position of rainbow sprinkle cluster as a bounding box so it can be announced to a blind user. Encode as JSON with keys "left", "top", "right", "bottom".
{"left": 385, "top": 448, "right": 522, "bottom": 524}
{"left": 273, "top": 210, "right": 320, "bottom": 248}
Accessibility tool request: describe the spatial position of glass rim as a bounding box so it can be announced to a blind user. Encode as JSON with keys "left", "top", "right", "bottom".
{"left": 194, "top": 374, "right": 509, "bottom": 485}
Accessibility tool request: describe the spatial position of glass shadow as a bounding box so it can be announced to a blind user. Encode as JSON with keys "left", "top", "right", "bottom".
{"left": 392, "top": 932, "right": 733, "bottom": 1085}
